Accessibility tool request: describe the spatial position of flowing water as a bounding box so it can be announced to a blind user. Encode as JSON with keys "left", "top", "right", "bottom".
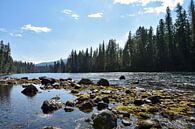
{"left": 0, "top": 72, "right": 195, "bottom": 129}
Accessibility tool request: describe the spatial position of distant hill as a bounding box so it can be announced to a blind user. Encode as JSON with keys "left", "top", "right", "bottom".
{"left": 36, "top": 59, "right": 67, "bottom": 67}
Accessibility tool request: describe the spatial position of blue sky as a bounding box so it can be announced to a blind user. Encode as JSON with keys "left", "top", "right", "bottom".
{"left": 0, "top": 0, "right": 191, "bottom": 63}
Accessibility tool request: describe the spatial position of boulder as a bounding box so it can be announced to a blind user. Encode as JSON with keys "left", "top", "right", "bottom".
{"left": 41, "top": 98, "right": 64, "bottom": 114}
{"left": 92, "top": 109, "right": 117, "bottom": 129}
{"left": 79, "top": 100, "right": 93, "bottom": 113}
{"left": 122, "top": 119, "right": 131, "bottom": 126}
{"left": 134, "top": 99, "right": 144, "bottom": 106}
{"left": 65, "top": 100, "right": 74, "bottom": 107}
{"left": 21, "top": 77, "right": 28, "bottom": 80}
{"left": 102, "top": 97, "right": 109, "bottom": 103}
{"left": 97, "top": 78, "right": 109, "bottom": 86}
{"left": 119, "top": 75, "right": 125, "bottom": 80}
{"left": 148, "top": 96, "right": 161, "bottom": 104}
{"left": 137, "top": 119, "right": 161, "bottom": 129}
{"left": 64, "top": 106, "right": 74, "bottom": 112}
{"left": 125, "top": 89, "right": 131, "bottom": 94}
{"left": 97, "top": 102, "right": 108, "bottom": 110}
{"left": 78, "top": 78, "right": 93, "bottom": 85}
{"left": 21, "top": 84, "right": 38, "bottom": 97}
{"left": 39, "top": 76, "right": 56, "bottom": 85}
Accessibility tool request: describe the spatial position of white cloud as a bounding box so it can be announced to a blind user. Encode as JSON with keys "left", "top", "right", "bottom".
{"left": 62, "top": 9, "right": 72, "bottom": 15}
{"left": 114, "top": 0, "right": 157, "bottom": 6}
{"left": 62, "top": 9, "right": 80, "bottom": 20}
{"left": 10, "top": 33, "right": 22, "bottom": 37}
{"left": 0, "top": 28, "right": 7, "bottom": 32}
{"left": 144, "top": 0, "right": 184, "bottom": 13}
{"left": 71, "top": 14, "right": 80, "bottom": 20}
{"left": 113, "top": 0, "right": 184, "bottom": 13}
{"left": 21, "top": 24, "right": 52, "bottom": 33}
{"left": 88, "top": 12, "right": 103, "bottom": 18}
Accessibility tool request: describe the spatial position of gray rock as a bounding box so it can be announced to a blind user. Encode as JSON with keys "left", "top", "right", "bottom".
{"left": 119, "top": 75, "right": 125, "bottom": 80}
{"left": 39, "top": 76, "right": 56, "bottom": 85}
{"left": 97, "top": 102, "right": 108, "bottom": 110}
{"left": 148, "top": 96, "right": 161, "bottom": 104}
{"left": 78, "top": 78, "right": 93, "bottom": 85}
{"left": 92, "top": 109, "right": 117, "bottom": 129}
{"left": 41, "top": 98, "right": 64, "bottom": 114}
{"left": 102, "top": 97, "right": 109, "bottom": 103}
{"left": 134, "top": 99, "right": 144, "bottom": 106}
{"left": 122, "top": 119, "right": 131, "bottom": 126}
{"left": 64, "top": 106, "right": 74, "bottom": 112}
{"left": 21, "top": 77, "right": 28, "bottom": 80}
{"left": 21, "top": 84, "right": 38, "bottom": 97}
{"left": 41, "top": 126, "right": 61, "bottom": 129}
{"left": 137, "top": 119, "right": 161, "bottom": 129}
{"left": 79, "top": 100, "right": 93, "bottom": 113}
{"left": 65, "top": 100, "right": 74, "bottom": 107}
{"left": 97, "top": 78, "right": 109, "bottom": 86}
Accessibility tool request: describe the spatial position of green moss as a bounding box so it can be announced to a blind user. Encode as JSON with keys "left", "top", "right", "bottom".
{"left": 115, "top": 105, "right": 142, "bottom": 114}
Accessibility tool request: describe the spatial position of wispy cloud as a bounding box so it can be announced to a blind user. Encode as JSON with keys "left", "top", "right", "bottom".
{"left": 113, "top": 0, "right": 184, "bottom": 13}
{"left": 62, "top": 9, "right": 80, "bottom": 20}
{"left": 88, "top": 12, "right": 103, "bottom": 18}
{"left": 10, "top": 33, "right": 22, "bottom": 37}
{"left": 0, "top": 28, "right": 7, "bottom": 32}
{"left": 71, "top": 14, "right": 80, "bottom": 20}
{"left": 21, "top": 24, "right": 52, "bottom": 33}
{"left": 63, "top": 9, "right": 72, "bottom": 15}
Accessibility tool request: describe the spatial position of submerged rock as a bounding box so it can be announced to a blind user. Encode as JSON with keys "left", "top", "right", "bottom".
{"left": 92, "top": 109, "right": 117, "bottom": 129}
{"left": 41, "top": 98, "right": 64, "bottom": 114}
{"left": 78, "top": 78, "right": 93, "bottom": 85}
{"left": 97, "top": 78, "right": 109, "bottom": 86}
{"left": 21, "top": 84, "right": 38, "bottom": 97}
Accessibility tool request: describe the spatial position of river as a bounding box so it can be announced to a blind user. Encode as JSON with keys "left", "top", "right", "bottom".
{"left": 0, "top": 72, "right": 195, "bottom": 129}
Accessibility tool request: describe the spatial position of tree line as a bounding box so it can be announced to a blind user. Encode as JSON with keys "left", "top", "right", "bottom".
{"left": 0, "top": 40, "right": 37, "bottom": 74}
{"left": 64, "top": 2, "right": 195, "bottom": 72}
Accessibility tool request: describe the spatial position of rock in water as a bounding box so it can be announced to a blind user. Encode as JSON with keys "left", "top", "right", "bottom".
{"left": 41, "top": 98, "right": 64, "bottom": 114}
{"left": 119, "top": 75, "right": 125, "bottom": 80}
{"left": 97, "top": 102, "right": 108, "bottom": 110}
{"left": 78, "top": 78, "right": 93, "bottom": 85}
{"left": 41, "top": 126, "right": 61, "bottom": 129}
{"left": 92, "top": 109, "right": 117, "bottom": 129}
{"left": 21, "top": 84, "right": 38, "bottom": 97}
{"left": 79, "top": 100, "right": 93, "bottom": 113}
{"left": 97, "top": 78, "right": 109, "bottom": 86}
{"left": 39, "top": 76, "right": 56, "bottom": 85}
{"left": 137, "top": 119, "right": 161, "bottom": 129}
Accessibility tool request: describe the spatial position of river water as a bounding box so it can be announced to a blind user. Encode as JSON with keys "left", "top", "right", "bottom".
{"left": 0, "top": 72, "right": 195, "bottom": 129}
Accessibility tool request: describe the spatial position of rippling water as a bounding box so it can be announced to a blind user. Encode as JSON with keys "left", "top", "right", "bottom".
{"left": 0, "top": 72, "right": 195, "bottom": 129}
{"left": 2, "top": 72, "right": 195, "bottom": 88}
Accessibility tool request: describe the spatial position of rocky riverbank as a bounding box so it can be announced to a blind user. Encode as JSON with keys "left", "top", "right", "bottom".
{"left": 0, "top": 76, "right": 195, "bottom": 129}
